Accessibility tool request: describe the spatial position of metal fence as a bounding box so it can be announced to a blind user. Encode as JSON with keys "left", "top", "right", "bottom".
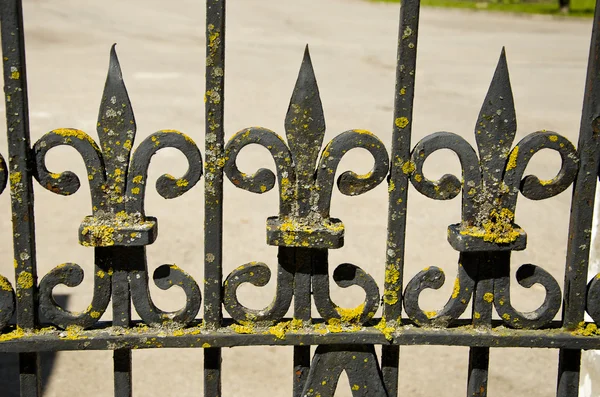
{"left": 0, "top": 0, "right": 599, "bottom": 396}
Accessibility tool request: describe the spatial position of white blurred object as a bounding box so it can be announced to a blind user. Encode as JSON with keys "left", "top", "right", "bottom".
{"left": 581, "top": 181, "right": 600, "bottom": 397}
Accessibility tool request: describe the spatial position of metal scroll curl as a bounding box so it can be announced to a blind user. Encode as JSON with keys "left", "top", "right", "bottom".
{"left": 33, "top": 129, "right": 106, "bottom": 207}
{"left": 0, "top": 154, "right": 14, "bottom": 331}
{"left": 0, "top": 274, "right": 15, "bottom": 331}
{"left": 223, "top": 254, "right": 295, "bottom": 324}
{"left": 33, "top": 130, "right": 112, "bottom": 329}
{"left": 493, "top": 263, "right": 562, "bottom": 329}
{"left": 315, "top": 129, "right": 390, "bottom": 214}
{"left": 223, "top": 126, "right": 296, "bottom": 213}
{"left": 403, "top": 262, "right": 475, "bottom": 327}
{"left": 312, "top": 261, "right": 380, "bottom": 325}
{"left": 221, "top": 128, "right": 296, "bottom": 324}
{"left": 130, "top": 263, "right": 202, "bottom": 326}
{"left": 126, "top": 130, "right": 203, "bottom": 326}
{"left": 586, "top": 276, "right": 600, "bottom": 324}
{"left": 126, "top": 130, "right": 204, "bottom": 207}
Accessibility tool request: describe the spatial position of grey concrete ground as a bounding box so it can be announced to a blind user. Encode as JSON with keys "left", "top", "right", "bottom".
{"left": 0, "top": 0, "right": 595, "bottom": 396}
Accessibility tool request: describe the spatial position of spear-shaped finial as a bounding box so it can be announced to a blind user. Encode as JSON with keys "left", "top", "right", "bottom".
{"left": 97, "top": 44, "right": 136, "bottom": 208}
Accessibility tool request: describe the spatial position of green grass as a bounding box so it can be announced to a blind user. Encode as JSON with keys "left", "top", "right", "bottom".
{"left": 372, "top": 0, "right": 595, "bottom": 17}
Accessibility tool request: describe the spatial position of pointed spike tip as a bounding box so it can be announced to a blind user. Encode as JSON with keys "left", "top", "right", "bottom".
{"left": 498, "top": 46, "right": 507, "bottom": 66}
{"left": 302, "top": 45, "right": 313, "bottom": 68}
{"left": 284, "top": 46, "right": 326, "bottom": 177}
{"left": 473, "top": 46, "right": 516, "bottom": 182}
{"left": 108, "top": 44, "right": 124, "bottom": 82}
{"left": 97, "top": 43, "right": 135, "bottom": 158}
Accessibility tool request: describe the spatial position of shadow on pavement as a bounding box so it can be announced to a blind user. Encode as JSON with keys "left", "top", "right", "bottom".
{"left": 0, "top": 294, "right": 69, "bottom": 396}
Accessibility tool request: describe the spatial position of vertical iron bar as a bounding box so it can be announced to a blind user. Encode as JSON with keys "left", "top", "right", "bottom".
{"left": 467, "top": 347, "right": 489, "bottom": 397}
{"left": 293, "top": 248, "right": 312, "bottom": 397}
{"left": 384, "top": 0, "right": 420, "bottom": 395}
{"left": 113, "top": 349, "right": 132, "bottom": 397}
{"left": 563, "top": 0, "right": 600, "bottom": 331}
{"left": 0, "top": 1, "right": 41, "bottom": 396}
{"left": 558, "top": 1, "right": 600, "bottom": 395}
{"left": 558, "top": 349, "right": 582, "bottom": 397}
{"left": 205, "top": 1, "right": 226, "bottom": 396}
{"left": 466, "top": 252, "right": 496, "bottom": 397}
{"left": 103, "top": 247, "right": 133, "bottom": 397}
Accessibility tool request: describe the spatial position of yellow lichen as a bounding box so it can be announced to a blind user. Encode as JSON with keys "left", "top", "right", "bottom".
{"left": 90, "top": 311, "right": 101, "bottom": 319}
{"left": 176, "top": 179, "right": 189, "bottom": 187}
{"left": 395, "top": 117, "right": 409, "bottom": 129}
{"left": 123, "top": 140, "right": 132, "bottom": 150}
{"left": 388, "top": 180, "right": 395, "bottom": 193}
{"left": 202, "top": 342, "right": 211, "bottom": 348}
{"left": 352, "top": 385, "right": 360, "bottom": 391}
{"left": 63, "top": 325, "right": 86, "bottom": 340}
{"left": 460, "top": 208, "right": 520, "bottom": 244}
{"left": 549, "top": 135, "right": 558, "bottom": 142}
{"left": 279, "top": 177, "right": 295, "bottom": 201}
{"left": 451, "top": 278, "right": 460, "bottom": 299}
{"left": 483, "top": 292, "right": 494, "bottom": 303}
{"left": 506, "top": 146, "right": 519, "bottom": 171}
{"left": 9, "top": 172, "right": 21, "bottom": 185}
{"left": 230, "top": 321, "right": 254, "bottom": 334}
{"left": 54, "top": 128, "right": 95, "bottom": 144}
{"left": 474, "top": 312, "right": 481, "bottom": 319}
{"left": 385, "top": 265, "right": 400, "bottom": 285}
{"left": 424, "top": 311, "right": 437, "bottom": 319}
{"left": 0, "top": 327, "right": 24, "bottom": 342}
{"left": 0, "top": 276, "right": 12, "bottom": 292}
{"left": 383, "top": 290, "right": 398, "bottom": 305}
{"left": 81, "top": 225, "right": 115, "bottom": 246}
{"left": 132, "top": 175, "right": 143, "bottom": 184}
{"left": 414, "top": 174, "right": 422, "bottom": 183}
{"left": 268, "top": 319, "right": 303, "bottom": 340}
{"left": 17, "top": 271, "right": 33, "bottom": 289}
{"left": 502, "top": 313, "right": 511, "bottom": 321}
{"left": 401, "top": 161, "right": 415, "bottom": 175}
{"left": 336, "top": 303, "right": 365, "bottom": 323}
{"left": 374, "top": 318, "right": 394, "bottom": 341}
{"left": 314, "top": 323, "right": 328, "bottom": 335}
{"left": 172, "top": 329, "right": 185, "bottom": 337}
{"left": 326, "top": 318, "right": 343, "bottom": 333}
{"left": 131, "top": 187, "right": 140, "bottom": 195}
{"left": 572, "top": 322, "right": 600, "bottom": 336}
{"left": 10, "top": 70, "right": 19, "bottom": 80}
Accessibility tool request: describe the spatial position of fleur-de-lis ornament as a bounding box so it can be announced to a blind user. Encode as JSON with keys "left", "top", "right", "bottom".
{"left": 403, "top": 49, "right": 578, "bottom": 329}
{"left": 222, "top": 47, "right": 389, "bottom": 325}
{"left": 33, "top": 46, "right": 203, "bottom": 328}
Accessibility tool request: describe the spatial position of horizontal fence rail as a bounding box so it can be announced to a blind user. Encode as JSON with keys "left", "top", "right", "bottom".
{"left": 1, "top": 0, "right": 600, "bottom": 396}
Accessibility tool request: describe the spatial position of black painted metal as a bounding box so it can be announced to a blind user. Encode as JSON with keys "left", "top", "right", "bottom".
{"left": 0, "top": 0, "right": 599, "bottom": 396}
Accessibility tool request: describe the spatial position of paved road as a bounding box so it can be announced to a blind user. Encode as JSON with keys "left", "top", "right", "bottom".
{"left": 0, "top": 0, "right": 596, "bottom": 396}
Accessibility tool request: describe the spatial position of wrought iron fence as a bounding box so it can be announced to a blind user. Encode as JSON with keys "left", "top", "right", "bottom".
{"left": 0, "top": 0, "right": 599, "bottom": 396}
